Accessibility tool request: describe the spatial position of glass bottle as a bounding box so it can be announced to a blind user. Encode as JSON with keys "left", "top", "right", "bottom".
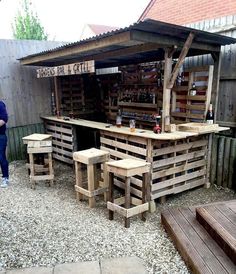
{"left": 206, "top": 104, "right": 214, "bottom": 124}
{"left": 189, "top": 83, "right": 197, "bottom": 96}
{"left": 116, "top": 109, "right": 122, "bottom": 127}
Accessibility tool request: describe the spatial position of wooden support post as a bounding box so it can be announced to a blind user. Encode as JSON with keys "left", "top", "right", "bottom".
{"left": 162, "top": 49, "right": 173, "bottom": 130}
{"left": 54, "top": 77, "right": 60, "bottom": 118}
{"left": 108, "top": 172, "right": 114, "bottom": 220}
{"left": 163, "top": 32, "right": 195, "bottom": 131}
{"left": 211, "top": 52, "right": 222, "bottom": 121}
{"left": 75, "top": 161, "right": 83, "bottom": 201}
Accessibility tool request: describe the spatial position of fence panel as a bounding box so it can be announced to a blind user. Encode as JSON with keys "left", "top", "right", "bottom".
{"left": 211, "top": 135, "right": 236, "bottom": 189}
{"left": 6, "top": 123, "right": 44, "bottom": 162}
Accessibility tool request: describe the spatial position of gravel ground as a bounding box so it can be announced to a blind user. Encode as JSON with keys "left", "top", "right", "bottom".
{"left": 0, "top": 161, "right": 235, "bottom": 273}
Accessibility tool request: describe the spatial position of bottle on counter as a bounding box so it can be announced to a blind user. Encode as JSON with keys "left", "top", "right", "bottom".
{"left": 189, "top": 83, "right": 197, "bottom": 96}
{"left": 206, "top": 104, "right": 214, "bottom": 124}
{"left": 116, "top": 108, "right": 122, "bottom": 127}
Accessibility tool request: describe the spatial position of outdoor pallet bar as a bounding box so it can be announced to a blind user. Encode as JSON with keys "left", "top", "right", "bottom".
{"left": 19, "top": 19, "right": 236, "bottom": 201}
{"left": 42, "top": 116, "right": 227, "bottom": 200}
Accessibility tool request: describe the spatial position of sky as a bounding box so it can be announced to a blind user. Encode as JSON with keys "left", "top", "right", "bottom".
{"left": 0, "top": 0, "right": 150, "bottom": 42}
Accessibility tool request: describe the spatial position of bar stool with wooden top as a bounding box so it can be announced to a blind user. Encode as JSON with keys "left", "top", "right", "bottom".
{"left": 24, "top": 134, "right": 54, "bottom": 189}
{"left": 106, "top": 159, "right": 151, "bottom": 228}
{"left": 73, "top": 148, "right": 110, "bottom": 208}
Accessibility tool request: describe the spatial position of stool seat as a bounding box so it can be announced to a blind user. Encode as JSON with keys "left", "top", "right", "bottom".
{"left": 73, "top": 148, "right": 110, "bottom": 208}
{"left": 106, "top": 158, "right": 151, "bottom": 228}
{"left": 106, "top": 159, "right": 150, "bottom": 177}
{"left": 73, "top": 148, "right": 109, "bottom": 165}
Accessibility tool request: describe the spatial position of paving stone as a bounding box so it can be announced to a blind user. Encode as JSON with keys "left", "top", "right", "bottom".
{"left": 101, "top": 256, "right": 147, "bottom": 274}
{"left": 7, "top": 267, "right": 53, "bottom": 274}
{"left": 54, "top": 261, "right": 100, "bottom": 274}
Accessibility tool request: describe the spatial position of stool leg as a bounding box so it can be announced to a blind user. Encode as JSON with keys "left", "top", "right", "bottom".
{"left": 87, "top": 164, "right": 96, "bottom": 208}
{"left": 94, "top": 164, "right": 99, "bottom": 190}
{"left": 75, "top": 161, "right": 83, "bottom": 201}
{"left": 108, "top": 172, "right": 114, "bottom": 220}
{"left": 48, "top": 153, "right": 54, "bottom": 186}
{"left": 29, "top": 153, "right": 35, "bottom": 189}
{"left": 141, "top": 172, "right": 148, "bottom": 222}
{"left": 103, "top": 163, "right": 109, "bottom": 202}
{"left": 125, "top": 177, "right": 131, "bottom": 228}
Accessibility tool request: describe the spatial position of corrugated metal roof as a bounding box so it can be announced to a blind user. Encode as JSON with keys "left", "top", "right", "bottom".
{"left": 19, "top": 19, "right": 236, "bottom": 67}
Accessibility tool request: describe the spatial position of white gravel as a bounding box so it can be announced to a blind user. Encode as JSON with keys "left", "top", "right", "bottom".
{"left": 0, "top": 161, "right": 235, "bottom": 273}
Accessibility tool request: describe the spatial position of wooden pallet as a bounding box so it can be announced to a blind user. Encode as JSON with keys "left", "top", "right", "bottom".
{"left": 161, "top": 202, "right": 236, "bottom": 274}
{"left": 44, "top": 120, "right": 77, "bottom": 164}
{"left": 100, "top": 130, "right": 209, "bottom": 200}
{"left": 196, "top": 202, "right": 236, "bottom": 264}
{"left": 171, "top": 66, "right": 214, "bottom": 124}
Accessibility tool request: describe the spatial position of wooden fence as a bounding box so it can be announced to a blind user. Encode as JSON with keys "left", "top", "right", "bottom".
{"left": 6, "top": 123, "right": 44, "bottom": 162}
{"left": 211, "top": 135, "right": 236, "bottom": 189}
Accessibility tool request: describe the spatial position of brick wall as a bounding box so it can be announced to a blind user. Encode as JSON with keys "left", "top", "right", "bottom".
{"left": 140, "top": 0, "right": 236, "bottom": 25}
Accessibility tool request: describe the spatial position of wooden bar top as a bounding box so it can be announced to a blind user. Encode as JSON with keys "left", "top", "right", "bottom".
{"left": 42, "top": 116, "right": 228, "bottom": 141}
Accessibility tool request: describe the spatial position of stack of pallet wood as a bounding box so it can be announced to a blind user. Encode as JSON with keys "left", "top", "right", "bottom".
{"left": 161, "top": 200, "right": 236, "bottom": 273}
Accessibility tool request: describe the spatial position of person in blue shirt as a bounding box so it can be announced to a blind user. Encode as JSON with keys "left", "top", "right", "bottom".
{"left": 0, "top": 101, "right": 9, "bottom": 188}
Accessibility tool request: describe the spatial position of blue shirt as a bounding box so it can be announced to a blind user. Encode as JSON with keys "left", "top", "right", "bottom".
{"left": 0, "top": 101, "right": 8, "bottom": 135}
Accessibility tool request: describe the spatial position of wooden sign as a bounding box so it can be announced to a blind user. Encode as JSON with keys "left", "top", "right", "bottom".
{"left": 36, "top": 60, "right": 95, "bottom": 78}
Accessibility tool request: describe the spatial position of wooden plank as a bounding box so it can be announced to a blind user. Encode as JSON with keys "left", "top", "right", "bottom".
{"left": 152, "top": 178, "right": 205, "bottom": 199}
{"left": 162, "top": 48, "right": 173, "bottom": 130}
{"left": 100, "top": 146, "right": 140, "bottom": 161}
{"left": 100, "top": 137, "right": 146, "bottom": 156}
{"left": 196, "top": 204, "right": 236, "bottom": 264}
{"left": 153, "top": 149, "right": 206, "bottom": 169}
{"left": 45, "top": 124, "right": 72, "bottom": 134}
{"left": 161, "top": 209, "right": 213, "bottom": 274}
{"left": 101, "top": 130, "right": 147, "bottom": 145}
{"left": 49, "top": 132, "right": 73, "bottom": 142}
{"left": 30, "top": 174, "right": 54, "bottom": 181}
{"left": 153, "top": 139, "right": 208, "bottom": 156}
{"left": 126, "top": 203, "right": 149, "bottom": 218}
{"left": 222, "top": 137, "right": 231, "bottom": 188}
{"left": 52, "top": 153, "right": 73, "bottom": 164}
{"left": 52, "top": 146, "right": 72, "bottom": 157}
{"left": 180, "top": 207, "right": 236, "bottom": 273}
{"left": 171, "top": 112, "right": 205, "bottom": 119}
{"left": 217, "top": 136, "right": 225, "bottom": 186}
{"left": 153, "top": 159, "right": 206, "bottom": 179}
{"left": 152, "top": 168, "right": 206, "bottom": 191}
{"left": 228, "top": 138, "right": 236, "bottom": 189}
{"left": 52, "top": 140, "right": 73, "bottom": 150}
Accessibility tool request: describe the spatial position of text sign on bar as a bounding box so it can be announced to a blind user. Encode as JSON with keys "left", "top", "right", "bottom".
{"left": 37, "top": 60, "right": 95, "bottom": 78}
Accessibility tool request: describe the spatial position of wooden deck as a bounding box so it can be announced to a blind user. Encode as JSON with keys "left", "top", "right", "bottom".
{"left": 161, "top": 200, "right": 236, "bottom": 274}
{"left": 196, "top": 201, "right": 236, "bottom": 265}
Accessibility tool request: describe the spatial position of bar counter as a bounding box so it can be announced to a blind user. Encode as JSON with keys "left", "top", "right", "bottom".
{"left": 42, "top": 116, "right": 226, "bottom": 200}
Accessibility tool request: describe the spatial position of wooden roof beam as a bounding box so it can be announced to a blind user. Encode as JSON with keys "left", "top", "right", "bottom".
{"left": 20, "top": 31, "right": 132, "bottom": 65}
{"left": 130, "top": 30, "right": 221, "bottom": 53}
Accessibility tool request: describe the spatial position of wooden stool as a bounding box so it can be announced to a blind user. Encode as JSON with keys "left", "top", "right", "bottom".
{"left": 106, "top": 159, "right": 151, "bottom": 228}
{"left": 73, "top": 148, "right": 110, "bottom": 208}
{"left": 27, "top": 140, "right": 54, "bottom": 189}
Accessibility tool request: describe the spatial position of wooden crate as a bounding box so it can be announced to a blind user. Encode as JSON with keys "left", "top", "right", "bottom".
{"left": 44, "top": 120, "right": 77, "bottom": 164}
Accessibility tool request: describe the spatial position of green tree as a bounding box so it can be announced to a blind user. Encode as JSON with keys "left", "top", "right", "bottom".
{"left": 12, "top": 0, "right": 48, "bottom": 40}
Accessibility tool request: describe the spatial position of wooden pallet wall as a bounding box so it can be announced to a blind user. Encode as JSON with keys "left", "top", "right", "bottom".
{"left": 100, "top": 130, "right": 209, "bottom": 200}
{"left": 100, "top": 130, "right": 147, "bottom": 199}
{"left": 151, "top": 135, "right": 209, "bottom": 200}
{"left": 44, "top": 120, "right": 77, "bottom": 164}
{"left": 171, "top": 65, "right": 214, "bottom": 124}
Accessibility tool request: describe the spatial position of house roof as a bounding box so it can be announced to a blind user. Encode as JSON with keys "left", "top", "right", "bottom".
{"left": 88, "top": 24, "right": 119, "bottom": 35}
{"left": 19, "top": 19, "right": 236, "bottom": 68}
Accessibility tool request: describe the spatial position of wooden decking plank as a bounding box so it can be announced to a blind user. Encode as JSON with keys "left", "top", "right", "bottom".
{"left": 216, "top": 204, "right": 236, "bottom": 228}
{"left": 181, "top": 207, "right": 236, "bottom": 273}
{"left": 196, "top": 206, "right": 236, "bottom": 265}
{"left": 161, "top": 209, "right": 213, "bottom": 274}
{"left": 173, "top": 208, "right": 229, "bottom": 274}
{"left": 202, "top": 205, "right": 236, "bottom": 239}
